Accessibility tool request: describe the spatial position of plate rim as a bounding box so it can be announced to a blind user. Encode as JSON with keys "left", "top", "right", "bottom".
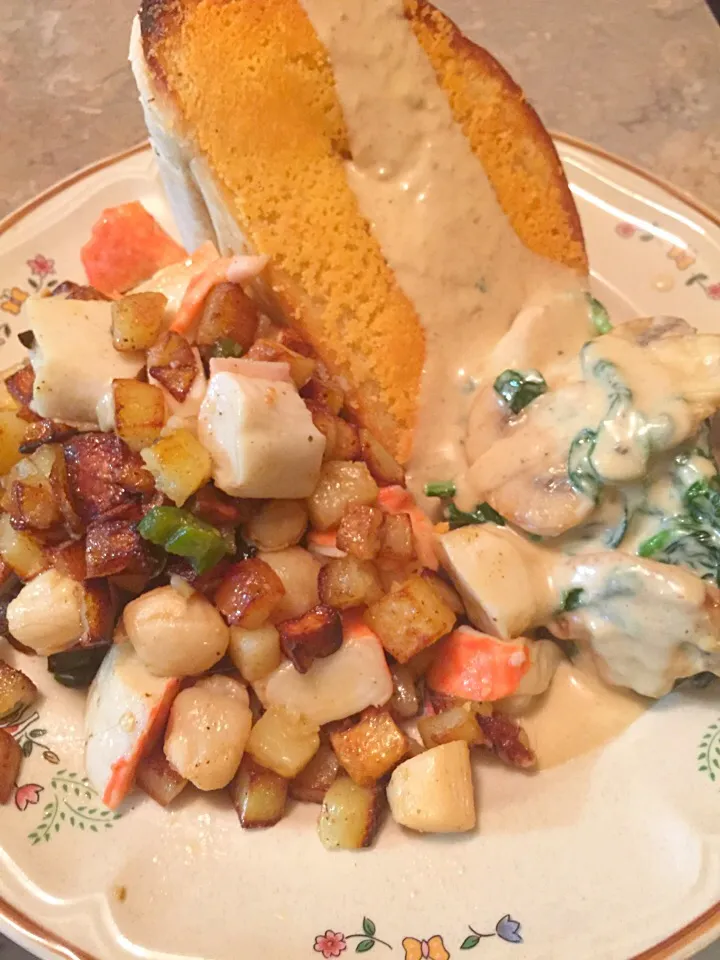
{"left": 0, "top": 134, "right": 718, "bottom": 960}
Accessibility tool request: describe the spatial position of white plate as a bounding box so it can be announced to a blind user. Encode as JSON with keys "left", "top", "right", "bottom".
{"left": 0, "top": 138, "right": 719, "bottom": 960}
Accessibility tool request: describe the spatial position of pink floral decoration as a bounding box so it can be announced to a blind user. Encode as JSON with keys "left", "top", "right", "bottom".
{"left": 26, "top": 255, "right": 55, "bottom": 279}
{"left": 707, "top": 282, "right": 720, "bottom": 300}
{"left": 15, "top": 783, "right": 43, "bottom": 812}
{"left": 615, "top": 222, "right": 636, "bottom": 238}
{"left": 313, "top": 931, "right": 347, "bottom": 958}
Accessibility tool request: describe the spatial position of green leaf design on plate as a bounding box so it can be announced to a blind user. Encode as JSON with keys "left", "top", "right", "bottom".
{"left": 461, "top": 935, "right": 481, "bottom": 950}
{"left": 356, "top": 941, "right": 374, "bottom": 954}
{"left": 362, "top": 918, "right": 376, "bottom": 938}
{"left": 697, "top": 718, "right": 720, "bottom": 783}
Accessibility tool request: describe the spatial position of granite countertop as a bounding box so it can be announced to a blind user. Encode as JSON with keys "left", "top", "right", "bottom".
{"left": 1, "top": 0, "right": 719, "bottom": 958}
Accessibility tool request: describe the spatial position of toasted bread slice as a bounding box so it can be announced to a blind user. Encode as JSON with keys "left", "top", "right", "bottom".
{"left": 136, "top": 0, "right": 587, "bottom": 462}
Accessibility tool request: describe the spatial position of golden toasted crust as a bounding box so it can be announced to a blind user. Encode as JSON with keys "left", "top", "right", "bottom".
{"left": 140, "top": 0, "right": 588, "bottom": 461}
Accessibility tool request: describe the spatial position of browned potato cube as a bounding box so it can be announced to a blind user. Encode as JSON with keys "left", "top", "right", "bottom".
{"left": 147, "top": 331, "right": 197, "bottom": 402}
{"left": 141, "top": 429, "right": 211, "bottom": 506}
{"left": 112, "top": 379, "right": 166, "bottom": 453}
{"left": 136, "top": 743, "right": 187, "bottom": 807}
{"left": 359, "top": 429, "right": 405, "bottom": 486}
{"left": 475, "top": 712, "right": 536, "bottom": 769}
{"left": 300, "top": 377, "right": 344, "bottom": 415}
{"left": 246, "top": 705, "right": 320, "bottom": 778}
{"left": 0, "top": 410, "right": 30, "bottom": 475}
{"left": 0, "top": 728, "right": 22, "bottom": 803}
{"left": 0, "top": 661, "right": 37, "bottom": 721}
{"left": 308, "top": 461, "right": 378, "bottom": 531}
{"left": 278, "top": 604, "right": 342, "bottom": 673}
{"left": 336, "top": 505, "right": 383, "bottom": 560}
{"left": 332, "top": 419, "right": 361, "bottom": 461}
{"left": 196, "top": 282, "right": 259, "bottom": 352}
{"left": 5, "top": 364, "right": 35, "bottom": 409}
{"left": 289, "top": 742, "right": 340, "bottom": 803}
{"left": 5, "top": 477, "right": 61, "bottom": 532}
{"left": 245, "top": 500, "right": 308, "bottom": 552}
{"left": 111, "top": 292, "right": 166, "bottom": 352}
{"left": 304, "top": 403, "right": 337, "bottom": 462}
{"left": 229, "top": 755, "right": 288, "bottom": 828}
{"left": 330, "top": 708, "right": 409, "bottom": 786}
{"left": 318, "top": 776, "right": 382, "bottom": 850}
{"left": 214, "top": 558, "right": 286, "bottom": 628}
{"left": 0, "top": 514, "right": 47, "bottom": 580}
{"left": 417, "top": 705, "right": 485, "bottom": 749}
{"left": 247, "top": 339, "right": 315, "bottom": 388}
{"left": 318, "top": 555, "right": 383, "bottom": 609}
{"left": 420, "top": 569, "right": 465, "bottom": 614}
{"left": 275, "top": 327, "right": 315, "bottom": 358}
{"left": 379, "top": 513, "right": 415, "bottom": 562}
{"left": 365, "top": 575, "right": 456, "bottom": 663}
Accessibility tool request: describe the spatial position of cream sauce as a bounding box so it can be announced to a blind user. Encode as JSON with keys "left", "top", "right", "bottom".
{"left": 514, "top": 656, "right": 647, "bottom": 770}
{"left": 298, "top": 0, "right": 590, "bottom": 501}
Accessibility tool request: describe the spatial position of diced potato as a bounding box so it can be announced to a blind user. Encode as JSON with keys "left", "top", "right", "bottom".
{"left": 278, "top": 604, "right": 342, "bottom": 673}
{"left": 359, "top": 429, "right": 405, "bottom": 486}
{"left": 300, "top": 377, "right": 344, "bottom": 415}
{"left": 136, "top": 742, "right": 188, "bottom": 807}
{"left": 475, "top": 712, "right": 536, "bottom": 768}
{"left": 417, "top": 705, "right": 485, "bottom": 749}
{"left": 308, "top": 461, "right": 379, "bottom": 531}
{"left": 0, "top": 410, "right": 30, "bottom": 475}
{"left": 336, "top": 505, "right": 383, "bottom": 560}
{"left": 318, "top": 776, "right": 382, "bottom": 850}
{"left": 215, "top": 559, "right": 286, "bottom": 628}
{"left": 147, "top": 331, "right": 197, "bottom": 401}
{"left": 51, "top": 538, "right": 87, "bottom": 581}
{"left": 330, "top": 708, "right": 409, "bottom": 785}
{"left": 420, "top": 570, "right": 465, "bottom": 615}
{"left": 4, "top": 475, "right": 61, "bottom": 532}
{"left": 387, "top": 741, "right": 476, "bottom": 833}
{"left": 85, "top": 518, "right": 158, "bottom": 579}
{"left": 274, "top": 327, "right": 315, "bottom": 358}
{"left": 141, "top": 429, "right": 211, "bottom": 505}
{"left": 305, "top": 403, "right": 338, "bottom": 463}
{"left": 112, "top": 379, "right": 166, "bottom": 452}
{"left": 196, "top": 282, "right": 259, "bottom": 353}
{"left": 229, "top": 624, "right": 282, "bottom": 682}
{"left": 378, "top": 513, "right": 415, "bottom": 562}
{"left": 245, "top": 500, "right": 308, "bottom": 552}
{"left": 111, "top": 292, "right": 166, "bottom": 352}
{"left": 289, "top": 741, "right": 340, "bottom": 803}
{"left": 246, "top": 705, "right": 320, "bottom": 778}
{"left": 388, "top": 664, "right": 420, "bottom": 719}
{"left": 0, "top": 514, "right": 47, "bottom": 580}
{"left": 365, "top": 575, "right": 456, "bottom": 664}
{"left": 247, "top": 339, "right": 315, "bottom": 388}
{"left": 0, "top": 366, "right": 21, "bottom": 412}
{"left": 317, "top": 555, "right": 383, "bottom": 609}
{"left": 229, "top": 755, "right": 288, "bottom": 828}
{"left": 0, "top": 729, "right": 22, "bottom": 803}
{"left": 192, "top": 484, "right": 253, "bottom": 527}
{"left": 332, "top": 419, "right": 361, "bottom": 461}
{"left": 0, "top": 660, "right": 37, "bottom": 720}
{"left": 5, "top": 364, "right": 34, "bottom": 409}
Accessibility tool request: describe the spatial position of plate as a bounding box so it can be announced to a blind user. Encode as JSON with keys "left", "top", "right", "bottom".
{"left": 0, "top": 137, "right": 719, "bottom": 960}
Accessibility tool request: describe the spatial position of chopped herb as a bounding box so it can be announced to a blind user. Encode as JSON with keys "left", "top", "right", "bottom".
{"left": 587, "top": 293, "right": 612, "bottom": 335}
{"left": 210, "top": 337, "right": 244, "bottom": 359}
{"left": 424, "top": 481, "right": 457, "bottom": 498}
{"left": 561, "top": 587, "right": 585, "bottom": 612}
{"left": 138, "top": 505, "right": 233, "bottom": 574}
{"left": 568, "top": 428, "right": 602, "bottom": 502}
{"left": 637, "top": 528, "right": 673, "bottom": 558}
{"left": 493, "top": 368, "right": 548, "bottom": 414}
{"left": 446, "top": 501, "right": 506, "bottom": 530}
{"left": 685, "top": 479, "right": 720, "bottom": 528}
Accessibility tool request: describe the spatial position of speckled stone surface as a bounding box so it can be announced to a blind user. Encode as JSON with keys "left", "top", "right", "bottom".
{"left": 0, "top": 1, "right": 719, "bottom": 958}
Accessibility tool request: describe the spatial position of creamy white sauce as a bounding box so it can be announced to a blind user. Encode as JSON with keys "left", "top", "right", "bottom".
{"left": 298, "top": 0, "right": 590, "bottom": 499}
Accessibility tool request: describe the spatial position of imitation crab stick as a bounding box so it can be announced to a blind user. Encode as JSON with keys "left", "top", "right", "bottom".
{"left": 306, "top": 530, "right": 346, "bottom": 560}
{"left": 81, "top": 202, "right": 187, "bottom": 296}
{"left": 170, "top": 253, "right": 269, "bottom": 335}
{"left": 84, "top": 642, "right": 180, "bottom": 809}
{"left": 427, "top": 626, "right": 530, "bottom": 703}
{"left": 377, "top": 485, "right": 439, "bottom": 570}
